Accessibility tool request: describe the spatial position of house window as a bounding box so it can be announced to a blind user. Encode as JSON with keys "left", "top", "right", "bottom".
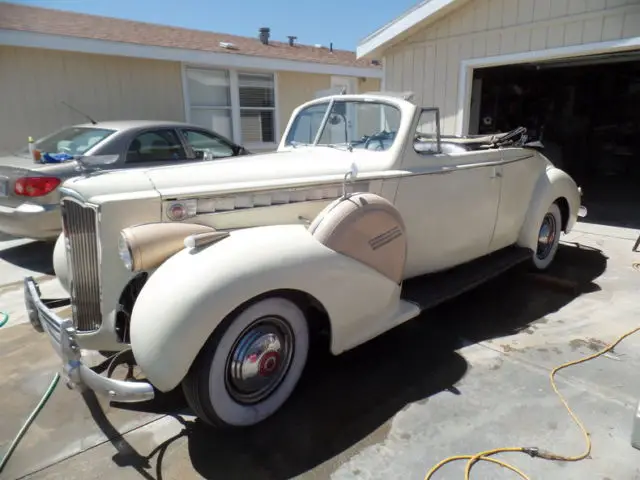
{"left": 238, "top": 72, "right": 275, "bottom": 143}
{"left": 184, "top": 67, "right": 277, "bottom": 146}
{"left": 185, "top": 68, "right": 233, "bottom": 140}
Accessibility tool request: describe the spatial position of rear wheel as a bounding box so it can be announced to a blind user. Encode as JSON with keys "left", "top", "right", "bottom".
{"left": 182, "top": 296, "right": 309, "bottom": 428}
{"left": 531, "top": 202, "right": 562, "bottom": 271}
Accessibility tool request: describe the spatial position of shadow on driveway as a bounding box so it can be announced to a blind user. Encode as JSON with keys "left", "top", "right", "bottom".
{"left": 88, "top": 243, "right": 608, "bottom": 480}
{"left": 0, "top": 239, "right": 55, "bottom": 275}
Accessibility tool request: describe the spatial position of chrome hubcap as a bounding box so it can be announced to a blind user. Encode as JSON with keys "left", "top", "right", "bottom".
{"left": 224, "top": 316, "right": 294, "bottom": 405}
{"left": 536, "top": 213, "right": 557, "bottom": 260}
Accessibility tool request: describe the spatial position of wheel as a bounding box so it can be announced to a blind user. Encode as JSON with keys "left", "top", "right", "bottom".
{"left": 182, "top": 296, "right": 310, "bottom": 428}
{"left": 531, "top": 202, "right": 562, "bottom": 271}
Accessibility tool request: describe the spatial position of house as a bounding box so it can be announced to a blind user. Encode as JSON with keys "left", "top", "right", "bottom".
{"left": 357, "top": 0, "right": 640, "bottom": 219}
{"left": 0, "top": 3, "right": 382, "bottom": 153}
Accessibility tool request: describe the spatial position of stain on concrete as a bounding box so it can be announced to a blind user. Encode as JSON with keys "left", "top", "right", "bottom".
{"left": 569, "top": 338, "right": 608, "bottom": 352}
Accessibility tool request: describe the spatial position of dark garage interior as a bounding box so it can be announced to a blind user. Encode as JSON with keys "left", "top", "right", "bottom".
{"left": 470, "top": 51, "right": 640, "bottom": 229}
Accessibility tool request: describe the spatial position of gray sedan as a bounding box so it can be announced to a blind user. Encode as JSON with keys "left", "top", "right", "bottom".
{"left": 0, "top": 120, "right": 249, "bottom": 240}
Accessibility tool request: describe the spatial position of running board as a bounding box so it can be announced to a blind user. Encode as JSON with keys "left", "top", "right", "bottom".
{"left": 401, "top": 246, "right": 533, "bottom": 312}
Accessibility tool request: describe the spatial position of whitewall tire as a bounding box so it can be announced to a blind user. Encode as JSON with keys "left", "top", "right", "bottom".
{"left": 182, "top": 296, "right": 310, "bottom": 428}
{"left": 531, "top": 202, "right": 562, "bottom": 271}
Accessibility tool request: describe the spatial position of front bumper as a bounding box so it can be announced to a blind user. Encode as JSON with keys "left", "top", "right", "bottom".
{"left": 23, "top": 276, "right": 155, "bottom": 403}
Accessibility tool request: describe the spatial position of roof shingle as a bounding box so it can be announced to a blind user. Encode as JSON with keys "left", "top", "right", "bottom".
{"left": 0, "top": 2, "right": 381, "bottom": 69}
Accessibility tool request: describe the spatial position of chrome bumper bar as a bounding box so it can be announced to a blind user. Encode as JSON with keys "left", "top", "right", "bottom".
{"left": 23, "top": 276, "right": 155, "bottom": 403}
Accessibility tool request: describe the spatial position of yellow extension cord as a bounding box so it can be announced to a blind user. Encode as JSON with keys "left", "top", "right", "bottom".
{"left": 424, "top": 262, "right": 640, "bottom": 480}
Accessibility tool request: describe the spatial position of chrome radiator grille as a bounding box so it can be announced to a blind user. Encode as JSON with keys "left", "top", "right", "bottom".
{"left": 61, "top": 199, "right": 102, "bottom": 332}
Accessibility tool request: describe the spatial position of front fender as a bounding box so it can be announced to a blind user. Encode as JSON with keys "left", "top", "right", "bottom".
{"left": 129, "top": 223, "right": 400, "bottom": 392}
{"left": 517, "top": 166, "right": 581, "bottom": 251}
{"left": 53, "top": 233, "right": 70, "bottom": 294}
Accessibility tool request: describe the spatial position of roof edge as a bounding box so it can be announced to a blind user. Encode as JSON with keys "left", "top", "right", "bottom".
{"left": 0, "top": 29, "right": 384, "bottom": 78}
{"left": 357, "top": 0, "right": 461, "bottom": 59}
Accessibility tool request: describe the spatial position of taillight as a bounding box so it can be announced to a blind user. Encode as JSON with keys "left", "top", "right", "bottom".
{"left": 14, "top": 176, "right": 61, "bottom": 197}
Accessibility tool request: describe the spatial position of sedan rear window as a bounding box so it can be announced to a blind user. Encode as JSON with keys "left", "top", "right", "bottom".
{"left": 31, "top": 127, "right": 116, "bottom": 156}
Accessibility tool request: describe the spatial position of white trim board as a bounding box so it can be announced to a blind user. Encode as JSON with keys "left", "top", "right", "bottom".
{"left": 0, "top": 29, "right": 383, "bottom": 79}
{"left": 357, "top": 0, "right": 466, "bottom": 59}
{"left": 455, "top": 36, "right": 640, "bottom": 136}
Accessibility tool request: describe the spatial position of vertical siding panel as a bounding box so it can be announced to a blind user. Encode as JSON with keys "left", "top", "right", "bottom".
{"left": 436, "top": 17, "right": 451, "bottom": 38}
{"left": 444, "top": 42, "right": 461, "bottom": 135}
{"left": 517, "top": 0, "right": 535, "bottom": 24}
{"left": 413, "top": 46, "right": 425, "bottom": 105}
{"left": 402, "top": 49, "right": 414, "bottom": 91}
{"left": 422, "top": 45, "right": 437, "bottom": 107}
{"left": 530, "top": 26, "right": 548, "bottom": 49}
{"left": 502, "top": 0, "right": 519, "bottom": 27}
{"left": 433, "top": 42, "right": 448, "bottom": 118}
{"left": 622, "top": 13, "right": 640, "bottom": 38}
{"left": 533, "top": 0, "right": 552, "bottom": 21}
{"left": 385, "top": 54, "right": 394, "bottom": 91}
{"left": 460, "top": 38, "right": 474, "bottom": 62}
{"left": 459, "top": 4, "right": 476, "bottom": 34}
{"left": 449, "top": 9, "right": 465, "bottom": 36}
{"left": 602, "top": 13, "right": 625, "bottom": 40}
{"left": 585, "top": 0, "right": 606, "bottom": 11}
{"left": 487, "top": 0, "right": 504, "bottom": 29}
{"left": 515, "top": 28, "right": 532, "bottom": 52}
{"left": 392, "top": 52, "right": 403, "bottom": 91}
{"left": 500, "top": 30, "right": 518, "bottom": 53}
{"left": 547, "top": 24, "right": 566, "bottom": 47}
{"left": 472, "top": 37, "right": 488, "bottom": 57}
{"left": 582, "top": 17, "right": 604, "bottom": 42}
{"left": 550, "top": 0, "right": 569, "bottom": 18}
{"left": 567, "top": 0, "right": 588, "bottom": 15}
{"left": 424, "top": 26, "right": 438, "bottom": 41}
{"left": 473, "top": 0, "right": 490, "bottom": 32}
{"left": 486, "top": 32, "right": 502, "bottom": 55}
{"left": 564, "top": 21, "right": 584, "bottom": 45}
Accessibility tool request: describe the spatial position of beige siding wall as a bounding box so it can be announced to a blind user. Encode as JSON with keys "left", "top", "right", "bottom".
{"left": 0, "top": 46, "right": 185, "bottom": 152}
{"left": 277, "top": 71, "right": 331, "bottom": 136}
{"left": 383, "top": 0, "right": 640, "bottom": 134}
{"left": 276, "top": 72, "right": 381, "bottom": 142}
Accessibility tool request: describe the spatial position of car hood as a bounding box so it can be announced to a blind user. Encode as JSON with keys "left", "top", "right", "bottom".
{"left": 62, "top": 147, "right": 374, "bottom": 203}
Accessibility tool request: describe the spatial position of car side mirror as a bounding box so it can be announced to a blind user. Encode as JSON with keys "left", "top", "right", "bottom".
{"left": 342, "top": 162, "right": 359, "bottom": 198}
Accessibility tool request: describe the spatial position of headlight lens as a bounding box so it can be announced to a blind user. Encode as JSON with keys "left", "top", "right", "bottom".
{"left": 118, "top": 232, "right": 133, "bottom": 271}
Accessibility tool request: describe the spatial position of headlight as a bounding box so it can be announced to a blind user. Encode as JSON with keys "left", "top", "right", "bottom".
{"left": 118, "top": 232, "right": 133, "bottom": 271}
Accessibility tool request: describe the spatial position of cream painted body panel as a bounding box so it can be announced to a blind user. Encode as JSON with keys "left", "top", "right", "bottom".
{"left": 129, "top": 224, "right": 409, "bottom": 392}
{"left": 53, "top": 93, "right": 584, "bottom": 388}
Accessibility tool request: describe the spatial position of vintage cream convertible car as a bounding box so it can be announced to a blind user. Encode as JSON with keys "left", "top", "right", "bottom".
{"left": 24, "top": 92, "right": 586, "bottom": 428}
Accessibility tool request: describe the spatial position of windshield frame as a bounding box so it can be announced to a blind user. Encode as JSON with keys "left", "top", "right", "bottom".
{"left": 284, "top": 97, "right": 403, "bottom": 151}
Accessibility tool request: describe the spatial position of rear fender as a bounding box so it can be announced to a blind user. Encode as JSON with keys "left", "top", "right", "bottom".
{"left": 129, "top": 223, "right": 402, "bottom": 393}
{"left": 517, "top": 166, "right": 580, "bottom": 251}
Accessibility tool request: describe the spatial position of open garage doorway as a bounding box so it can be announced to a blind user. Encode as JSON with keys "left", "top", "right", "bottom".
{"left": 469, "top": 51, "right": 640, "bottom": 229}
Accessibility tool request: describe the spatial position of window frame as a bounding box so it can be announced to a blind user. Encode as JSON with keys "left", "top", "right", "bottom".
{"left": 183, "top": 65, "right": 279, "bottom": 151}
{"left": 177, "top": 127, "right": 239, "bottom": 159}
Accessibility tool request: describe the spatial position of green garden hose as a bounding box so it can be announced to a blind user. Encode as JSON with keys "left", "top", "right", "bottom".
{"left": 0, "top": 311, "right": 8, "bottom": 328}
{"left": 0, "top": 368, "right": 60, "bottom": 475}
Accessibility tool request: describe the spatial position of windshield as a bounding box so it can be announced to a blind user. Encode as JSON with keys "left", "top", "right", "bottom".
{"left": 15, "top": 127, "right": 116, "bottom": 157}
{"left": 285, "top": 100, "right": 401, "bottom": 152}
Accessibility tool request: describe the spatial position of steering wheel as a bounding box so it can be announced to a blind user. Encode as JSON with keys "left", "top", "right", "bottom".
{"left": 58, "top": 145, "right": 74, "bottom": 155}
{"left": 364, "top": 130, "right": 392, "bottom": 151}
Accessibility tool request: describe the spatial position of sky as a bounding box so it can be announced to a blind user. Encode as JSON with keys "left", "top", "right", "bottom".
{"left": 9, "top": 0, "right": 421, "bottom": 51}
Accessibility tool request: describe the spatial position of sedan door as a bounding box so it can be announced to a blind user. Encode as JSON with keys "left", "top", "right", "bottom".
{"left": 389, "top": 108, "right": 502, "bottom": 279}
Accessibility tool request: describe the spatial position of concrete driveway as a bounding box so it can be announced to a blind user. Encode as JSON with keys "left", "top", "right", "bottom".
{"left": 1, "top": 224, "right": 640, "bottom": 480}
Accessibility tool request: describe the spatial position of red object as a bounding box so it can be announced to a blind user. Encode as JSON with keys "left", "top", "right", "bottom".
{"left": 14, "top": 176, "right": 61, "bottom": 197}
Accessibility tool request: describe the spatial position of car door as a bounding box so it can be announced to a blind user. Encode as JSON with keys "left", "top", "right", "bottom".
{"left": 389, "top": 108, "right": 502, "bottom": 279}
{"left": 178, "top": 128, "right": 239, "bottom": 161}
{"left": 123, "top": 128, "right": 190, "bottom": 169}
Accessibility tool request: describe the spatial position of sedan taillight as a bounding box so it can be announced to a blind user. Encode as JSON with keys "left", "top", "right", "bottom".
{"left": 14, "top": 177, "right": 61, "bottom": 197}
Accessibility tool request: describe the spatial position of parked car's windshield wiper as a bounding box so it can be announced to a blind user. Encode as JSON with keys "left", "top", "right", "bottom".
{"left": 324, "top": 143, "right": 354, "bottom": 152}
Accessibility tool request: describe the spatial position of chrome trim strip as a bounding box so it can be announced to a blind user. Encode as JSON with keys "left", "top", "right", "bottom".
{"left": 24, "top": 276, "right": 154, "bottom": 403}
